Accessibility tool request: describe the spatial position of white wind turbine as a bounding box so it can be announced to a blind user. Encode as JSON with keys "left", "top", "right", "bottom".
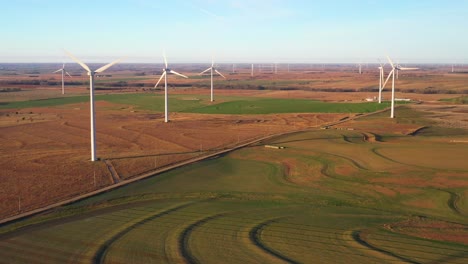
{"left": 383, "top": 56, "right": 418, "bottom": 118}
{"left": 65, "top": 50, "right": 121, "bottom": 161}
{"left": 200, "top": 58, "right": 225, "bottom": 102}
{"left": 357, "top": 62, "right": 362, "bottom": 74}
{"left": 154, "top": 53, "right": 188, "bottom": 122}
{"left": 53, "top": 64, "right": 72, "bottom": 95}
{"left": 377, "top": 60, "right": 387, "bottom": 103}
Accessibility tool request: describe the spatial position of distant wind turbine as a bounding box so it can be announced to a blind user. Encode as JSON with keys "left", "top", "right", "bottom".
{"left": 200, "top": 57, "right": 225, "bottom": 102}
{"left": 154, "top": 53, "right": 188, "bottom": 123}
{"left": 65, "top": 50, "right": 121, "bottom": 161}
{"left": 383, "top": 56, "right": 418, "bottom": 118}
{"left": 53, "top": 64, "right": 72, "bottom": 95}
{"left": 357, "top": 62, "right": 362, "bottom": 74}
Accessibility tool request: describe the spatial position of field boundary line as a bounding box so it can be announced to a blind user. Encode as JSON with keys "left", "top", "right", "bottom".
{"left": 0, "top": 106, "right": 391, "bottom": 226}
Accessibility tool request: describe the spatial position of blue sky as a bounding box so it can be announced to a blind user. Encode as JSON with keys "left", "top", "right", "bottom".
{"left": 1, "top": 0, "right": 467, "bottom": 63}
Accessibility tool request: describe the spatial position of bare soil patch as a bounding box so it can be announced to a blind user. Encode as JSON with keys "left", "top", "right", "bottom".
{"left": 386, "top": 216, "right": 468, "bottom": 245}
{"left": 409, "top": 103, "right": 468, "bottom": 129}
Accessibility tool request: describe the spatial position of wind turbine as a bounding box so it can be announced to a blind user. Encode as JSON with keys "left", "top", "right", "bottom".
{"left": 377, "top": 60, "right": 387, "bottom": 103}
{"left": 384, "top": 56, "right": 418, "bottom": 118}
{"left": 53, "top": 64, "right": 72, "bottom": 95}
{"left": 200, "top": 58, "right": 225, "bottom": 102}
{"left": 65, "top": 50, "right": 121, "bottom": 161}
{"left": 154, "top": 53, "right": 188, "bottom": 123}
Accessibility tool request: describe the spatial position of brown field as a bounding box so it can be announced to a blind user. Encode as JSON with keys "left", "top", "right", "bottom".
{"left": 0, "top": 97, "right": 347, "bottom": 219}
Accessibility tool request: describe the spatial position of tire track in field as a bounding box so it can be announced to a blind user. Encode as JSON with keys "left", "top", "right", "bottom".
{"left": 443, "top": 190, "right": 463, "bottom": 216}
{"left": 349, "top": 230, "right": 420, "bottom": 264}
{"left": 92, "top": 202, "right": 194, "bottom": 264}
{"left": 178, "top": 214, "right": 225, "bottom": 264}
{"left": 103, "top": 159, "right": 121, "bottom": 184}
{"left": 249, "top": 217, "right": 299, "bottom": 264}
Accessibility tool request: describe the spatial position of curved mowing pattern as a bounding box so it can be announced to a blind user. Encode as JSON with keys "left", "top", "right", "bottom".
{"left": 249, "top": 218, "right": 299, "bottom": 264}
{"left": 93, "top": 202, "right": 193, "bottom": 263}
{"left": 178, "top": 214, "right": 225, "bottom": 264}
{"left": 351, "top": 230, "right": 419, "bottom": 264}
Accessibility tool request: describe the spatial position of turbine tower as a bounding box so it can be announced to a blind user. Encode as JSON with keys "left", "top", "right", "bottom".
{"left": 200, "top": 57, "right": 225, "bottom": 102}
{"left": 384, "top": 56, "right": 418, "bottom": 118}
{"left": 65, "top": 50, "right": 121, "bottom": 161}
{"left": 356, "top": 61, "right": 362, "bottom": 74}
{"left": 53, "top": 64, "right": 72, "bottom": 95}
{"left": 378, "top": 62, "right": 384, "bottom": 103}
{"left": 154, "top": 53, "right": 188, "bottom": 123}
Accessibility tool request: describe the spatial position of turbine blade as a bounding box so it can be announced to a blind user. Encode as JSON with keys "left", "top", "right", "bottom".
{"left": 200, "top": 67, "right": 211, "bottom": 75}
{"left": 62, "top": 63, "right": 65, "bottom": 69}
{"left": 163, "top": 53, "right": 168, "bottom": 68}
{"left": 65, "top": 71, "right": 72, "bottom": 78}
{"left": 169, "top": 70, "right": 188, "bottom": 78}
{"left": 53, "top": 69, "right": 63, "bottom": 73}
{"left": 154, "top": 72, "right": 166, "bottom": 88}
{"left": 386, "top": 55, "right": 395, "bottom": 69}
{"left": 382, "top": 69, "right": 394, "bottom": 89}
{"left": 95, "top": 58, "right": 122, "bottom": 73}
{"left": 64, "top": 50, "right": 91, "bottom": 72}
{"left": 399, "top": 67, "right": 419, "bottom": 71}
{"left": 211, "top": 56, "right": 214, "bottom": 67}
{"left": 214, "top": 69, "right": 226, "bottom": 79}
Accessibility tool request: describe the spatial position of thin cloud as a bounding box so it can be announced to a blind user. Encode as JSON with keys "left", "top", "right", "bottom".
{"left": 198, "top": 7, "right": 224, "bottom": 20}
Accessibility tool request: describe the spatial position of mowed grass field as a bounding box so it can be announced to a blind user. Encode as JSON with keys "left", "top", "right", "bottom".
{"left": 0, "top": 106, "right": 467, "bottom": 263}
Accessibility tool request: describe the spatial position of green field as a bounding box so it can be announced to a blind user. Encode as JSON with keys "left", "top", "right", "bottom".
{"left": 0, "top": 93, "right": 391, "bottom": 114}
{"left": 440, "top": 96, "right": 468, "bottom": 104}
{"left": 186, "top": 98, "right": 390, "bottom": 114}
{"left": 0, "top": 108, "right": 467, "bottom": 263}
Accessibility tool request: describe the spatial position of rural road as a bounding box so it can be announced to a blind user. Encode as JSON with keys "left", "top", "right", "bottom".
{"left": 0, "top": 106, "right": 392, "bottom": 226}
